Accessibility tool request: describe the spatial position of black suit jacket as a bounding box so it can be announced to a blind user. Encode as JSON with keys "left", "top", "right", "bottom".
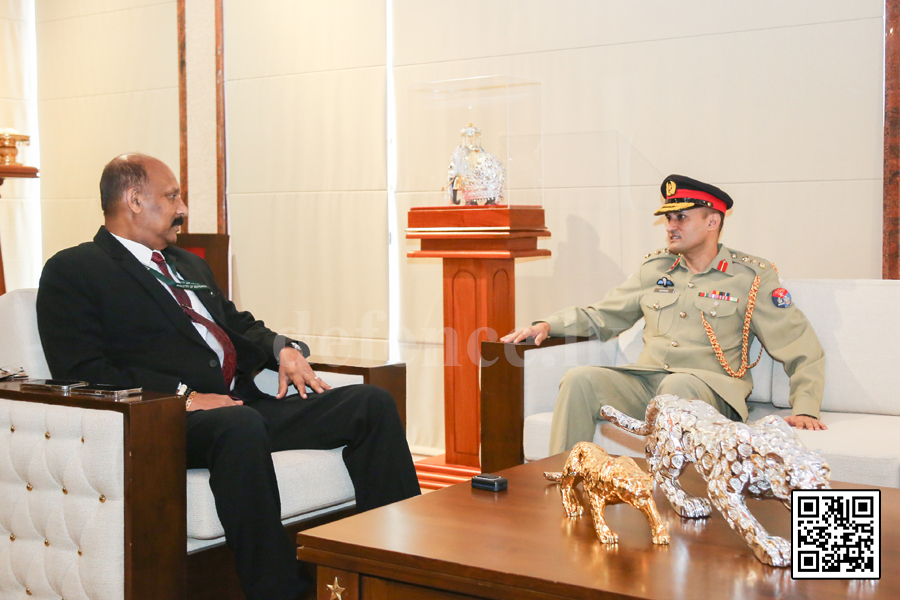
{"left": 36, "top": 226, "right": 308, "bottom": 399}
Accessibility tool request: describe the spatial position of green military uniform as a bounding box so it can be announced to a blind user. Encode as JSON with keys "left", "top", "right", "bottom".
{"left": 541, "top": 243, "right": 826, "bottom": 454}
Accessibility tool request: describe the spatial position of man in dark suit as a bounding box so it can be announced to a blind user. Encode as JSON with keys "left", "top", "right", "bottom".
{"left": 36, "top": 154, "right": 420, "bottom": 600}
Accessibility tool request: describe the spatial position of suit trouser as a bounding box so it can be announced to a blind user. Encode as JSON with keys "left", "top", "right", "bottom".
{"left": 548, "top": 367, "right": 740, "bottom": 455}
{"left": 185, "top": 384, "right": 421, "bottom": 600}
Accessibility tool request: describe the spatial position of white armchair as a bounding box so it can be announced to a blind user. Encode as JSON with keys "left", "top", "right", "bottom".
{"left": 0, "top": 289, "right": 406, "bottom": 600}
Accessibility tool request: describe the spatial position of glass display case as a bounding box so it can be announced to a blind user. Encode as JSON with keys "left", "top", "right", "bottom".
{"left": 406, "top": 75, "right": 542, "bottom": 206}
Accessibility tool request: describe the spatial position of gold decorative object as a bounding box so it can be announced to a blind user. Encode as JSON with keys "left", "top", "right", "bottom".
{"left": 0, "top": 128, "right": 30, "bottom": 166}
{"left": 326, "top": 576, "right": 345, "bottom": 599}
{"left": 544, "top": 442, "right": 670, "bottom": 545}
{"left": 602, "top": 395, "right": 831, "bottom": 567}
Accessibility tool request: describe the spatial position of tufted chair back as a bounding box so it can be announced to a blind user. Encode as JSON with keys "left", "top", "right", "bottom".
{"left": 1, "top": 290, "right": 129, "bottom": 599}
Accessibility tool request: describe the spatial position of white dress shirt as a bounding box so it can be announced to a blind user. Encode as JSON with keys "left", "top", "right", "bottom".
{"left": 110, "top": 232, "right": 226, "bottom": 369}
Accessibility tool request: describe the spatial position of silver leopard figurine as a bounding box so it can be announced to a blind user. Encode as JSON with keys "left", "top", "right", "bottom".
{"left": 602, "top": 394, "right": 831, "bottom": 567}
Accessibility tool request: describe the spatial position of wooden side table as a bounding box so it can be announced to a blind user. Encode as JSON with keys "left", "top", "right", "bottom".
{"left": 406, "top": 205, "right": 550, "bottom": 472}
{"left": 0, "top": 164, "right": 39, "bottom": 295}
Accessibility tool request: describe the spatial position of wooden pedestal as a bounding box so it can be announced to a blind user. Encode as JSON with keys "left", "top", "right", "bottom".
{"left": 407, "top": 205, "right": 550, "bottom": 470}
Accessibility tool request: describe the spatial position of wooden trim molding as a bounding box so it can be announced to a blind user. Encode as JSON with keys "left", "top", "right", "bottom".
{"left": 886, "top": 0, "right": 900, "bottom": 278}
{"left": 215, "top": 0, "right": 227, "bottom": 235}
{"left": 178, "top": 0, "right": 228, "bottom": 235}
{"left": 177, "top": 0, "right": 188, "bottom": 232}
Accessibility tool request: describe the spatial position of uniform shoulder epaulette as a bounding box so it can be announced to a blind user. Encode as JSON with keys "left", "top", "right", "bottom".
{"left": 642, "top": 248, "right": 675, "bottom": 263}
{"left": 726, "top": 248, "right": 777, "bottom": 275}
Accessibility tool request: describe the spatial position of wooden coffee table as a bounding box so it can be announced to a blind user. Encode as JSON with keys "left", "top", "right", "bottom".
{"left": 297, "top": 454, "right": 898, "bottom": 600}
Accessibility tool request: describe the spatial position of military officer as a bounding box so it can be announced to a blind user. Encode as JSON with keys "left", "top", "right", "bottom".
{"left": 502, "top": 175, "right": 827, "bottom": 455}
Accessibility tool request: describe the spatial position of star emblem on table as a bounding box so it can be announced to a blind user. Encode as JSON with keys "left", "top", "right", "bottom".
{"left": 327, "top": 576, "right": 345, "bottom": 599}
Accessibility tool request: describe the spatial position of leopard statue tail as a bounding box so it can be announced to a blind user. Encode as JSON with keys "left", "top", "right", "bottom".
{"left": 600, "top": 395, "right": 667, "bottom": 436}
{"left": 543, "top": 471, "right": 564, "bottom": 482}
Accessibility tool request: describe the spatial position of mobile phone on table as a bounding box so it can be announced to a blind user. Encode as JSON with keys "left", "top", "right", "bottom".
{"left": 471, "top": 473, "right": 508, "bottom": 492}
{"left": 74, "top": 384, "right": 143, "bottom": 400}
{"left": 20, "top": 379, "right": 88, "bottom": 393}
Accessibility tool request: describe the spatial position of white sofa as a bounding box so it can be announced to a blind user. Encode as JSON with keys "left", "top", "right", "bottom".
{"left": 0, "top": 288, "right": 397, "bottom": 600}
{"left": 483, "top": 279, "right": 900, "bottom": 488}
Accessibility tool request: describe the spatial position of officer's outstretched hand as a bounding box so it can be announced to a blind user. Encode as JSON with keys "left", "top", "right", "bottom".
{"left": 500, "top": 322, "right": 551, "bottom": 345}
{"left": 785, "top": 414, "right": 827, "bottom": 430}
{"left": 277, "top": 346, "right": 332, "bottom": 399}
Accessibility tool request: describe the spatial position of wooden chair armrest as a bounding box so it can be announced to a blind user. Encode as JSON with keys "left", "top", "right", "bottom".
{"left": 480, "top": 338, "right": 588, "bottom": 473}
{"left": 308, "top": 360, "right": 407, "bottom": 430}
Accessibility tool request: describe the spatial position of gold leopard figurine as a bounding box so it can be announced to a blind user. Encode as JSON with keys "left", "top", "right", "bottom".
{"left": 601, "top": 394, "right": 831, "bottom": 567}
{"left": 544, "top": 442, "right": 670, "bottom": 545}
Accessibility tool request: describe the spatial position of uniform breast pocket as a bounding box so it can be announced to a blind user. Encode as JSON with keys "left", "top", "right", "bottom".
{"left": 694, "top": 296, "right": 742, "bottom": 346}
{"left": 641, "top": 293, "right": 681, "bottom": 336}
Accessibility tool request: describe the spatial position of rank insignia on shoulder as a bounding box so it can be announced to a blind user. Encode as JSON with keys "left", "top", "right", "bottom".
{"left": 656, "top": 276, "right": 674, "bottom": 288}
{"left": 772, "top": 288, "right": 792, "bottom": 308}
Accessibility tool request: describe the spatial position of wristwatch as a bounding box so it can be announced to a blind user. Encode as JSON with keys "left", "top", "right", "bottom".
{"left": 176, "top": 382, "right": 196, "bottom": 409}
{"left": 277, "top": 341, "right": 306, "bottom": 364}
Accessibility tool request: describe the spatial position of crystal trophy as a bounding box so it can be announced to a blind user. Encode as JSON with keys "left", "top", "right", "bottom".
{"left": 444, "top": 124, "right": 505, "bottom": 206}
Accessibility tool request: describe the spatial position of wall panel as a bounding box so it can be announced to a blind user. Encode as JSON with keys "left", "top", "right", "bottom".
{"left": 35, "top": 0, "right": 178, "bottom": 261}
{"left": 224, "top": 0, "right": 390, "bottom": 363}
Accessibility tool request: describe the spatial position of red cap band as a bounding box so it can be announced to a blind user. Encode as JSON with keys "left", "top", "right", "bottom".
{"left": 667, "top": 189, "right": 728, "bottom": 213}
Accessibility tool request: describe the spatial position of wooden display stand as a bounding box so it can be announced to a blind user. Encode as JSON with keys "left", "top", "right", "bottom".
{"left": 407, "top": 205, "right": 550, "bottom": 486}
{"left": 0, "top": 164, "right": 39, "bottom": 295}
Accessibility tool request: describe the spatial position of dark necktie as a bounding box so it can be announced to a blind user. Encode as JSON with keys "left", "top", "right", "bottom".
{"left": 151, "top": 251, "right": 237, "bottom": 389}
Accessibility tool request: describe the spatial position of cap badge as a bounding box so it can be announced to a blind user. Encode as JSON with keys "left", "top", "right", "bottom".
{"left": 665, "top": 180, "right": 677, "bottom": 197}
{"left": 772, "top": 288, "right": 792, "bottom": 308}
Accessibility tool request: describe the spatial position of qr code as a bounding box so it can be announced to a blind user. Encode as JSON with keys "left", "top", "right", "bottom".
{"left": 792, "top": 489, "right": 880, "bottom": 579}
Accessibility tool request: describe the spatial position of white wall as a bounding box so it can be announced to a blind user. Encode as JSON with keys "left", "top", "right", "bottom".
{"left": 24, "top": 1, "right": 885, "bottom": 455}
{"left": 35, "top": 0, "right": 178, "bottom": 261}
{"left": 392, "top": 0, "right": 885, "bottom": 453}
{"left": 224, "top": 0, "right": 391, "bottom": 363}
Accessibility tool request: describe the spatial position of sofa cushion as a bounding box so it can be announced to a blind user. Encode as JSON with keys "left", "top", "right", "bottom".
{"left": 523, "top": 412, "right": 645, "bottom": 462}
{"left": 771, "top": 280, "right": 900, "bottom": 416}
{"left": 0, "top": 289, "right": 51, "bottom": 379}
{"left": 746, "top": 404, "right": 900, "bottom": 488}
{"left": 186, "top": 448, "right": 355, "bottom": 540}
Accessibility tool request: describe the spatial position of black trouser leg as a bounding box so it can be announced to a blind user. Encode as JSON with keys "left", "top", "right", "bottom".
{"left": 249, "top": 384, "right": 421, "bottom": 511}
{"left": 186, "top": 405, "right": 304, "bottom": 600}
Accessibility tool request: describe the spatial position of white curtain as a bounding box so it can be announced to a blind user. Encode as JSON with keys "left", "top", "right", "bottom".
{"left": 0, "top": 0, "right": 40, "bottom": 290}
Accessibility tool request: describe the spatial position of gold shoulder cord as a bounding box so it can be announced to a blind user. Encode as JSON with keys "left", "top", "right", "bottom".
{"left": 700, "top": 275, "right": 763, "bottom": 378}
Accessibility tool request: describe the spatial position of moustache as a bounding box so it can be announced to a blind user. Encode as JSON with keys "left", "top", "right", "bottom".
{"left": 172, "top": 216, "right": 185, "bottom": 227}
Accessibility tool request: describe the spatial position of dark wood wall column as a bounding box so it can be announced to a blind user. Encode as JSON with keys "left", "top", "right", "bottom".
{"left": 177, "top": 0, "right": 228, "bottom": 235}
{"left": 177, "top": 0, "right": 188, "bottom": 230}
{"left": 885, "top": 0, "right": 900, "bottom": 278}
{"left": 215, "top": 0, "right": 228, "bottom": 235}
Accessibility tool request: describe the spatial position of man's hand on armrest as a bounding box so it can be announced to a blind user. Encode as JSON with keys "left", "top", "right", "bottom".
{"left": 189, "top": 393, "right": 243, "bottom": 411}
{"left": 500, "top": 322, "right": 551, "bottom": 345}
{"left": 277, "top": 347, "right": 332, "bottom": 399}
{"left": 785, "top": 414, "right": 827, "bottom": 431}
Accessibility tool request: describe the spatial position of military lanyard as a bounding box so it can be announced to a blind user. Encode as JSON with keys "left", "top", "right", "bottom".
{"left": 145, "top": 265, "right": 211, "bottom": 291}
